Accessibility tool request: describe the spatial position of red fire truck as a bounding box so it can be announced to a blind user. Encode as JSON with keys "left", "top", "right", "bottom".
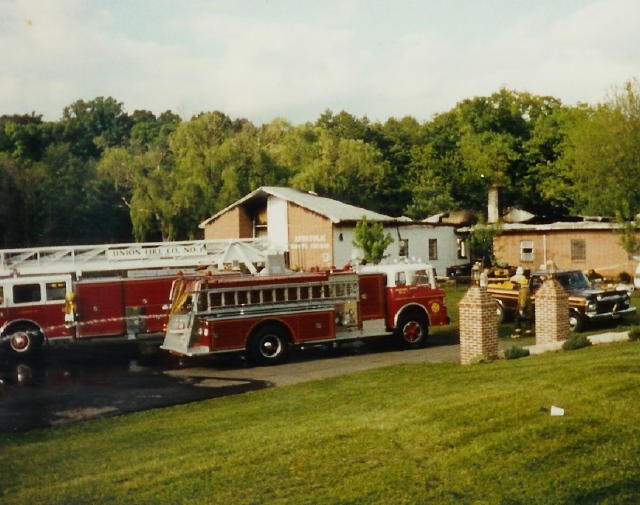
{"left": 161, "top": 261, "right": 449, "bottom": 364}
{"left": 0, "top": 239, "right": 267, "bottom": 357}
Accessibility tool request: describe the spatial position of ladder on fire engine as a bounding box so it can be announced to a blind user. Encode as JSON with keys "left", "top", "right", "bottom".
{"left": 0, "top": 238, "right": 269, "bottom": 278}
{"left": 197, "top": 273, "right": 359, "bottom": 318}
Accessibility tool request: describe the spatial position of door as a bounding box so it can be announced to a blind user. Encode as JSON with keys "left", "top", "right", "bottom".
{"left": 75, "top": 281, "right": 125, "bottom": 338}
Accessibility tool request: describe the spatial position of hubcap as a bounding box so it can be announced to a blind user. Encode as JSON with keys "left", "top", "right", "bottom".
{"left": 10, "top": 331, "right": 30, "bottom": 351}
{"left": 260, "top": 336, "right": 282, "bottom": 358}
{"left": 403, "top": 322, "right": 422, "bottom": 343}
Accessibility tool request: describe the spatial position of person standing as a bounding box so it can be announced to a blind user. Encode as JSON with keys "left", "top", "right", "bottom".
{"left": 514, "top": 284, "right": 532, "bottom": 336}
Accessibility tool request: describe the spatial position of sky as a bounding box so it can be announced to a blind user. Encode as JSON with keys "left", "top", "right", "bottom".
{"left": 2, "top": 0, "right": 640, "bottom": 124}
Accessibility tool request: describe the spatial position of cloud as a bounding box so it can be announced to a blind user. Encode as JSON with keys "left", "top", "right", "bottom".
{"left": 1, "top": 0, "right": 639, "bottom": 123}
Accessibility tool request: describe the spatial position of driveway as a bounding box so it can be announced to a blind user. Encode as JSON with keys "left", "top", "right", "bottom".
{"left": 0, "top": 333, "right": 466, "bottom": 433}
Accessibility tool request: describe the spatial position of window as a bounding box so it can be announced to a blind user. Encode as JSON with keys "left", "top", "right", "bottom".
{"left": 571, "top": 239, "right": 586, "bottom": 262}
{"left": 399, "top": 239, "right": 409, "bottom": 257}
{"left": 396, "top": 272, "right": 407, "bottom": 286}
{"left": 46, "top": 282, "right": 66, "bottom": 301}
{"left": 457, "top": 238, "right": 467, "bottom": 259}
{"left": 428, "top": 239, "right": 438, "bottom": 261}
{"left": 520, "top": 240, "right": 534, "bottom": 262}
{"left": 13, "top": 283, "right": 41, "bottom": 304}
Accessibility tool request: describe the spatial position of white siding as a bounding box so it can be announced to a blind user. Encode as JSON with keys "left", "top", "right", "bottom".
{"left": 267, "top": 197, "right": 289, "bottom": 253}
{"left": 332, "top": 223, "right": 462, "bottom": 275}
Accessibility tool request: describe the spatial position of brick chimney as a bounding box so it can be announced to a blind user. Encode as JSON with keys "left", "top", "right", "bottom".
{"left": 487, "top": 185, "right": 501, "bottom": 224}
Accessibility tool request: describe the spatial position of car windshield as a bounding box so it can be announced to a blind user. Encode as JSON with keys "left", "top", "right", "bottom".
{"left": 556, "top": 271, "right": 591, "bottom": 291}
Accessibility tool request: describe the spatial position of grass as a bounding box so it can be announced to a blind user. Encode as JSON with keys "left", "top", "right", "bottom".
{"left": 1, "top": 342, "right": 640, "bottom": 504}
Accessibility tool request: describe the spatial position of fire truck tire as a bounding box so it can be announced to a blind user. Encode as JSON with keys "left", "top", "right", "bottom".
{"left": 247, "top": 324, "right": 290, "bottom": 365}
{"left": 396, "top": 311, "right": 428, "bottom": 348}
{"left": 5, "top": 324, "right": 44, "bottom": 356}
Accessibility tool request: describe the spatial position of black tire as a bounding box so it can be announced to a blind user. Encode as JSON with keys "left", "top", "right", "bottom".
{"left": 396, "top": 311, "right": 428, "bottom": 348}
{"left": 5, "top": 325, "right": 44, "bottom": 356}
{"left": 569, "top": 311, "right": 584, "bottom": 332}
{"left": 247, "top": 324, "right": 289, "bottom": 365}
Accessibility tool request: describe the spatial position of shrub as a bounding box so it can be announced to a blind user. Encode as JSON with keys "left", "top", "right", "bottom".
{"left": 503, "top": 345, "right": 530, "bottom": 360}
{"left": 628, "top": 326, "right": 640, "bottom": 341}
{"left": 562, "top": 334, "right": 592, "bottom": 351}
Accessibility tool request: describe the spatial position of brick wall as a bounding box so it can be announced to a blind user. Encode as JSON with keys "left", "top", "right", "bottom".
{"left": 493, "top": 229, "right": 637, "bottom": 278}
{"left": 203, "top": 207, "right": 253, "bottom": 240}
{"left": 459, "top": 286, "right": 499, "bottom": 364}
{"left": 534, "top": 278, "right": 570, "bottom": 344}
{"left": 287, "top": 203, "right": 334, "bottom": 270}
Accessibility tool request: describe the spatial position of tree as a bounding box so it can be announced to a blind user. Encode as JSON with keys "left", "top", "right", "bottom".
{"left": 407, "top": 88, "right": 563, "bottom": 219}
{"left": 60, "top": 97, "right": 132, "bottom": 159}
{"left": 290, "top": 127, "right": 392, "bottom": 213}
{"left": 559, "top": 79, "right": 640, "bottom": 218}
{"left": 352, "top": 216, "right": 394, "bottom": 264}
{"left": 98, "top": 111, "right": 182, "bottom": 241}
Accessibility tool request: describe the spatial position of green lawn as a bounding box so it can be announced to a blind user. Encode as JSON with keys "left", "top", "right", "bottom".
{"left": 1, "top": 341, "right": 639, "bottom": 504}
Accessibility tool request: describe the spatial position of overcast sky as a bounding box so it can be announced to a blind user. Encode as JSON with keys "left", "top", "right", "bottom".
{"left": 2, "top": 0, "right": 639, "bottom": 124}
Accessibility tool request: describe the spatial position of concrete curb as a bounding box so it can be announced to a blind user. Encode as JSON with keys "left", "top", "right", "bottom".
{"left": 523, "top": 331, "right": 630, "bottom": 355}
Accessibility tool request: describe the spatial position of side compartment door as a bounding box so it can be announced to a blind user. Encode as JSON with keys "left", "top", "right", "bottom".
{"left": 358, "top": 274, "right": 386, "bottom": 320}
{"left": 122, "top": 277, "right": 174, "bottom": 334}
{"left": 75, "top": 281, "right": 125, "bottom": 338}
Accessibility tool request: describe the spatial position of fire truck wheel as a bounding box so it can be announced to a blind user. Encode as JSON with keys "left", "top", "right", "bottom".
{"left": 396, "top": 312, "right": 428, "bottom": 348}
{"left": 5, "top": 325, "right": 44, "bottom": 356}
{"left": 247, "top": 325, "right": 290, "bottom": 365}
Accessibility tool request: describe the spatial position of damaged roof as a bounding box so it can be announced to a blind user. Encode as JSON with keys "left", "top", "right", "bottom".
{"left": 199, "top": 186, "right": 402, "bottom": 228}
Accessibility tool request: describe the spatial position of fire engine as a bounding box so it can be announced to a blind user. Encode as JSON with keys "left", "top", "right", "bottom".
{"left": 0, "top": 239, "right": 268, "bottom": 357}
{"left": 161, "top": 259, "right": 449, "bottom": 364}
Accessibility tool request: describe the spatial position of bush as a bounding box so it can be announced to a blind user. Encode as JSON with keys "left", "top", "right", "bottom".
{"left": 503, "top": 345, "right": 530, "bottom": 360}
{"left": 628, "top": 326, "right": 640, "bottom": 341}
{"left": 562, "top": 334, "right": 592, "bottom": 351}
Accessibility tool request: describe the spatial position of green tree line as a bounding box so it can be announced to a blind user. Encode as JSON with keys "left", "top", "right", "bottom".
{"left": 2, "top": 79, "right": 640, "bottom": 248}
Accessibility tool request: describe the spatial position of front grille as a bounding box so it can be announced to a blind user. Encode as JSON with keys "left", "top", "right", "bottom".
{"left": 596, "top": 297, "right": 627, "bottom": 314}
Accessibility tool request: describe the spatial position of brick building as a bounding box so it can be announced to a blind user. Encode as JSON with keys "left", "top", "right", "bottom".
{"left": 199, "top": 186, "right": 465, "bottom": 273}
{"left": 492, "top": 221, "right": 637, "bottom": 278}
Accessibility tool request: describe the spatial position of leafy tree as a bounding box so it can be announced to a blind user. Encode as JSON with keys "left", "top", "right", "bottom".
{"left": 99, "top": 111, "right": 182, "bottom": 241}
{"left": 352, "top": 216, "right": 394, "bottom": 264}
{"left": 290, "top": 127, "right": 392, "bottom": 212}
{"left": 467, "top": 219, "right": 502, "bottom": 265}
{"left": 559, "top": 79, "right": 640, "bottom": 217}
{"left": 60, "top": 97, "right": 132, "bottom": 159}
{"left": 407, "top": 88, "right": 563, "bottom": 220}
{"left": 405, "top": 144, "right": 456, "bottom": 218}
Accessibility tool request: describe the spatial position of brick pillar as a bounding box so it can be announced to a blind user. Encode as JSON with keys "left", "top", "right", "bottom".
{"left": 535, "top": 277, "right": 570, "bottom": 344}
{"left": 459, "top": 285, "right": 499, "bottom": 364}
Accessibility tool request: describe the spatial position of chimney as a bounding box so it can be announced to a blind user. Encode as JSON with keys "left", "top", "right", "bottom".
{"left": 487, "top": 185, "right": 501, "bottom": 224}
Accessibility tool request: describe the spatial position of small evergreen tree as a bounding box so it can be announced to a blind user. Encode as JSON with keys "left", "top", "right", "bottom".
{"left": 352, "top": 216, "right": 393, "bottom": 264}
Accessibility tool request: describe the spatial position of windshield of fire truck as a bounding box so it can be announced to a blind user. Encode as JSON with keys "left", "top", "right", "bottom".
{"left": 410, "top": 268, "right": 436, "bottom": 288}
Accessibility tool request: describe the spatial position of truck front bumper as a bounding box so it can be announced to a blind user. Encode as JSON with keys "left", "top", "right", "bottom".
{"left": 586, "top": 306, "right": 636, "bottom": 321}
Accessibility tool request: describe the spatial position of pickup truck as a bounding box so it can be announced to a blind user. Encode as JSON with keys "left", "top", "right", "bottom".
{"left": 487, "top": 269, "right": 636, "bottom": 332}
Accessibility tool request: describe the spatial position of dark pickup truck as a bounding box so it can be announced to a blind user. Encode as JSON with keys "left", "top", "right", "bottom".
{"left": 487, "top": 269, "right": 636, "bottom": 332}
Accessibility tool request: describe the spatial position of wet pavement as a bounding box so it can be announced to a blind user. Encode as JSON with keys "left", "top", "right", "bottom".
{"left": 0, "top": 333, "right": 463, "bottom": 434}
{"left": 0, "top": 341, "right": 271, "bottom": 433}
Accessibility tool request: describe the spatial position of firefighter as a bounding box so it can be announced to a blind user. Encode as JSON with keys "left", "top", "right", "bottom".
{"left": 513, "top": 284, "right": 532, "bottom": 336}
{"left": 510, "top": 266, "right": 527, "bottom": 285}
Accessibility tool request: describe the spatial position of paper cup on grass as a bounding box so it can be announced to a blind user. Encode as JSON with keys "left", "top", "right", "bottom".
{"left": 550, "top": 405, "right": 565, "bottom": 416}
